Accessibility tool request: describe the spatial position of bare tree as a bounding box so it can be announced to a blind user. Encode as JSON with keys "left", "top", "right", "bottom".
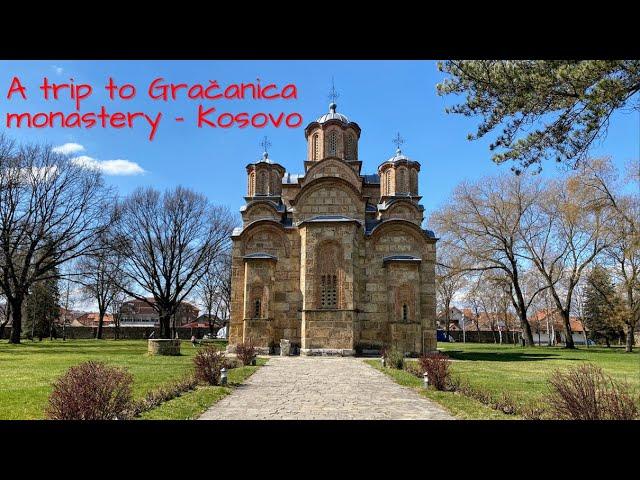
{"left": 431, "top": 174, "right": 547, "bottom": 345}
{"left": 586, "top": 160, "right": 640, "bottom": 352}
{"left": 521, "top": 162, "right": 613, "bottom": 348}
{"left": 112, "top": 186, "right": 233, "bottom": 339}
{"left": 77, "top": 231, "right": 127, "bottom": 339}
{"left": 436, "top": 248, "right": 466, "bottom": 339}
{"left": 109, "top": 288, "right": 128, "bottom": 340}
{"left": 0, "top": 135, "right": 114, "bottom": 343}
{"left": 197, "top": 247, "right": 232, "bottom": 336}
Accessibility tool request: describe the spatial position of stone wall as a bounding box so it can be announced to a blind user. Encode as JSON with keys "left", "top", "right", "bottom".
{"left": 0, "top": 326, "right": 217, "bottom": 340}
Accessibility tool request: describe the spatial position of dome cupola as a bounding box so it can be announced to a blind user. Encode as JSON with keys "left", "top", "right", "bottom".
{"left": 304, "top": 81, "right": 361, "bottom": 164}
{"left": 378, "top": 133, "right": 421, "bottom": 197}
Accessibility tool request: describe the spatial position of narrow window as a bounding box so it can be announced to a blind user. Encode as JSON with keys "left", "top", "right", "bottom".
{"left": 402, "top": 304, "right": 408, "bottom": 321}
{"left": 313, "top": 133, "right": 319, "bottom": 160}
{"left": 254, "top": 299, "right": 261, "bottom": 318}
{"left": 327, "top": 130, "right": 338, "bottom": 156}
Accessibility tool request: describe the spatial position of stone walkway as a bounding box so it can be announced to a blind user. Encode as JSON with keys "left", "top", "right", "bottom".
{"left": 199, "top": 356, "right": 454, "bottom": 420}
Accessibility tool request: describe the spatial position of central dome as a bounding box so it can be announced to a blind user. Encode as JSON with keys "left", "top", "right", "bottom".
{"left": 316, "top": 103, "right": 350, "bottom": 124}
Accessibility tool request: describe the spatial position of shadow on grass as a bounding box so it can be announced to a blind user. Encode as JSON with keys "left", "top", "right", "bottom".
{"left": 444, "top": 350, "right": 561, "bottom": 362}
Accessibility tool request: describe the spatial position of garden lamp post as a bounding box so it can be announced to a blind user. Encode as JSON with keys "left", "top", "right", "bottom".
{"left": 423, "top": 372, "right": 429, "bottom": 388}
{"left": 220, "top": 367, "right": 228, "bottom": 386}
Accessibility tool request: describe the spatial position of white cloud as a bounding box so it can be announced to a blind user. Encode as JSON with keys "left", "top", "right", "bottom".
{"left": 51, "top": 65, "right": 64, "bottom": 75}
{"left": 52, "top": 142, "right": 85, "bottom": 155}
{"left": 71, "top": 155, "right": 145, "bottom": 176}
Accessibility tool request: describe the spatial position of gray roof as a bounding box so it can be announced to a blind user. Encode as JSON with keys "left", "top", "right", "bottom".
{"left": 243, "top": 253, "right": 277, "bottom": 261}
{"left": 298, "top": 215, "right": 363, "bottom": 226}
{"left": 283, "top": 173, "right": 303, "bottom": 184}
{"left": 363, "top": 174, "right": 380, "bottom": 184}
{"left": 316, "top": 103, "right": 350, "bottom": 124}
{"left": 383, "top": 148, "right": 418, "bottom": 165}
{"left": 383, "top": 255, "right": 422, "bottom": 263}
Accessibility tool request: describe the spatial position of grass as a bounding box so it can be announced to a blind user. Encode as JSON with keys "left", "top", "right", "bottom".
{"left": 139, "top": 358, "right": 267, "bottom": 420}
{"left": 0, "top": 338, "right": 229, "bottom": 420}
{"left": 365, "top": 360, "right": 513, "bottom": 420}
{"left": 368, "top": 343, "right": 639, "bottom": 419}
{"left": 438, "top": 342, "right": 640, "bottom": 408}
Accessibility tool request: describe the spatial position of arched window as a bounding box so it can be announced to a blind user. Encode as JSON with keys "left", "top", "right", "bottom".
{"left": 249, "top": 284, "right": 266, "bottom": 319}
{"left": 397, "top": 168, "right": 408, "bottom": 193}
{"left": 248, "top": 172, "right": 254, "bottom": 196}
{"left": 327, "top": 130, "right": 338, "bottom": 157}
{"left": 316, "top": 241, "right": 343, "bottom": 309}
{"left": 345, "top": 133, "right": 355, "bottom": 160}
{"left": 396, "top": 284, "right": 414, "bottom": 322}
{"left": 410, "top": 169, "right": 418, "bottom": 194}
{"left": 313, "top": 133, "right": 320, "bottom": 160}
{"left": 257, "top": 171, "right": 268, "bottom": 195}
{"left": 385, "top": 171, "right": 392, "bottom": 196}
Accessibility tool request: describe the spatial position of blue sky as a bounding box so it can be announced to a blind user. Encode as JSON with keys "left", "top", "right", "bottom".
{"left": 1, "top": 60, "right": 637, "bottom": 223}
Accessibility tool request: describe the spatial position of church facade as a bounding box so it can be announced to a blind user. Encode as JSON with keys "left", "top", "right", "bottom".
{"left": 228, "top": 102, "right": 437, "bottom": 356}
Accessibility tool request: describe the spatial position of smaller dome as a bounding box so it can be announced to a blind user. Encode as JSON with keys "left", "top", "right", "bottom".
{"left": 386, "top": 148, "right": 415, "bottom": 163}
{"left": 316, "top": 103, "right": 350, "bottom": 124}
{"left": 257, "top": 151, "right": 273, "bottom": 164}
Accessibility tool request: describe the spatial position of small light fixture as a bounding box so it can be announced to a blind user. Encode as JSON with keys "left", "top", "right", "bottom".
{"left": 220, "top": 368, "right": 228, "bottom": 386}
{"left": 381, "top": 355, "right": 386, "bottom": 367}
{"left": 423, "top": 372, "right": 429, "bottom": 388}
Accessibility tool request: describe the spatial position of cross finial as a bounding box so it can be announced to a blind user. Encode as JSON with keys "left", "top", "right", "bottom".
{"left": 328, "top": 77, "right": 339, "bottom": 109}
{"left": 259, "top": 136, "right": 271, "bottom": 157}
{"left": 392, "top": 132, "right": 405, "bottom": 154}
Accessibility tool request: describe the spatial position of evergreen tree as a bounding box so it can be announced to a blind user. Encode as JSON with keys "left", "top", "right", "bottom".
{"left": 582, "top": 266, "right": 624, "bottom": 347}
{"left": 23, "top": 271, "right": 61, "bottom": 340}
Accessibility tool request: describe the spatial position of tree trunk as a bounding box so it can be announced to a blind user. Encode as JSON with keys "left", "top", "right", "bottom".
{"left": 9, "top": 298, "right": 23, "bottom": 344}
{"left": 96, "top": 310, "right": 105, "bottom": 340}
{"left": 518, "top": 312, "right": 534, "bottom": 346}
{"left": 560, "top": 309, "right": 575, "bottom": 349}
{"left": 625, "top": 323, "right": 634, "bottom": 353}
{"left": 208, "top": 307, "right": 213, "bottom": 336}
{"left": 159, "top": 313, "right": 171, "bottom": 339}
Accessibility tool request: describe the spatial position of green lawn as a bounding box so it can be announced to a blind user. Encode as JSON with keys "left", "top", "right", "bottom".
{"left": 0, "top": 339, "right": 229, "bottom": 420}
{"left": 438, "top": 342, "right": 640, "bottom": 408}
{"left": 139, "top": 358, "right": 267, "bottom": 420}
{"left": 365, "top": 360, "right": 513, "bottom": 419}
{"left": 368, "top": 343, "right": 639, "bottom": 419}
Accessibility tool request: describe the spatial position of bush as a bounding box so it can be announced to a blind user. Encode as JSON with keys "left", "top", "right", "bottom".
{"left": 384, "top": 349, "right": 405, "bottom": 369}
{"left": 235, "top": 340, "right": 256, "bottom": 366}
{"left": 419, "top": 352, "right": 451, "bottom": 391}
{"left": 547, "top": 363, "right": 639, "bottom": 420}
{"left": 404, "top": 361, "right": 423, "bottom": 378}
{"left": 130, "top": 376, "right": 198, "bottom": 416}
{"left": 193, "top": 347, "right": 229, "bottom": 385}
{"left": 46, "top": 361, "right": 133, "bottom": 420}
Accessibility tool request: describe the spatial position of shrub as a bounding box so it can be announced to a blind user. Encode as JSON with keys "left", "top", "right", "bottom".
{"left": 547, "top": 363, "right": 639, "bottom": 420}
{"left": 46, "top": 361, "right": 133, "bottom": 420}
{"left": 404, "top": 361, "right": 423, "bottom": 378}
{"left": 419, "top": 352, "right": 451, "bottom": 391}
{"left": 193, "top": 347, "right": 229, "bottom": 385}
{"left": 235, "top": 340, "right": 256, "bottom": 366}
{"left": 384, "top": 349, "right": 405, "bottom": 369}
{"left": 130, "top": 375, "right": 198, "bottom": 417}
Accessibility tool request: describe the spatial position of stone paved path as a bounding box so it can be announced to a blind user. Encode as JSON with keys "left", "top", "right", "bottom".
{"left": 199, "top": 356, "right": 454, "bottom": 420}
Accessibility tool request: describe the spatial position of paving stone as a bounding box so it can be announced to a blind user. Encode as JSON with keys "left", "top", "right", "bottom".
{"left": 199, "top": 357, "right": 454, "bottom": 420}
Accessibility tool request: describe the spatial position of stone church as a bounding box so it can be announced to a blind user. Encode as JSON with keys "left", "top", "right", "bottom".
{"left": 228, "top": 100, "right": 437, "bottom": 356}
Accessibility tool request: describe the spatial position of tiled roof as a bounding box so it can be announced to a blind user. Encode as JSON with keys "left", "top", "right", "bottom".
{"left": 363, "top": 174, "right": 380, "bottom": 184}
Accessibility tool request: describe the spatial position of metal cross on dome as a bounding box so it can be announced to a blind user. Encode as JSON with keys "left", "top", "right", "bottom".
{"left": 260, "top": 136, "right": 272, "bottom": 155}
{"left": 328, "top": 78, "right": 339, "bottom": 105}
{"left": 392, "top": 132, "right": 405, "bottom": 152}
